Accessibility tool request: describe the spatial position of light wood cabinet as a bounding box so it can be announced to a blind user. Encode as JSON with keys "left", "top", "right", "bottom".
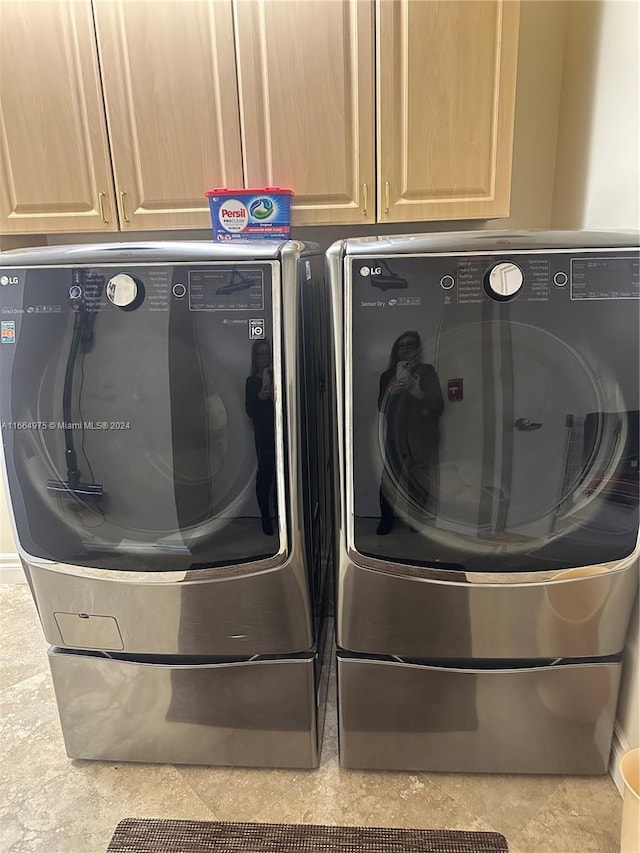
{"left": 234, "top": 0, "right": 375, "bottom": 225}
{"left": 0, "top": 0, "right": 116, "bottom": 234}
{"left": 377, "top": 0, "right": 520, "bottom": 222}
{"left": 93, "top": 0, "right": 243, "bottom": 231}
{"left": 0, "top": 0, "right": 520, "bottom": 235}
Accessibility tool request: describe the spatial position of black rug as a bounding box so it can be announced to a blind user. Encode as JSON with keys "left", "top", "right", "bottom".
{"left": 106, "top": 819, "right": 509, "bottom": 852}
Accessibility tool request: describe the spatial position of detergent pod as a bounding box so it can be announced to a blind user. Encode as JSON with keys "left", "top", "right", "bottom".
{"left": 206, "top": 187, "right": 293, "bottom": 241}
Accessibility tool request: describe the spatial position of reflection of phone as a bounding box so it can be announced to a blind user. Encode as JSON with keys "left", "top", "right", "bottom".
{"left": 262, "top": 367, "right": 273, "bottom": 392}
{"left": 396, "top": 362, "right": 410, "bottom": 385}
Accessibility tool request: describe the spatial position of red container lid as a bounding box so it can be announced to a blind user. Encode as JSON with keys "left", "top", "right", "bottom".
{"left": 205, "top": 187, "right": 293, "bottom": 197}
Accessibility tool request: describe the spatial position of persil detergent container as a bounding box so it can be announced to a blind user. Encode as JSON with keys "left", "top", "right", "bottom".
{"left": 206, "top": 187, "right": 293, "bottom": 241}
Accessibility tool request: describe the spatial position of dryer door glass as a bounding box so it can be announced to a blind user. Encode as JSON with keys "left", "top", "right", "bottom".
{"left": 0, "top": 262, "right": 285, "bottom": 571}
{"left": 349, "top": 251, "right": 640, "bottom": 573}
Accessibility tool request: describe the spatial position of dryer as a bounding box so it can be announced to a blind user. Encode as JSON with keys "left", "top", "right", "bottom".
{"left": 328, "top": 231, "right": 639, "bottom": 774}
{"left": 0, "top": 241, "right": 333, "bottom": 768}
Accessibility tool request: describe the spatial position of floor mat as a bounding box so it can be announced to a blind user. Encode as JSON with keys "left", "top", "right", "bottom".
{"left": 106, "top": 819, "right": 509, "bottom": 852}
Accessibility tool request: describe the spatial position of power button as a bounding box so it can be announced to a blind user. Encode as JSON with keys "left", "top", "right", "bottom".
{"left": 554, "top": 271, "right": 568, "bottom": 287}
{"left": 172, "top": 283, "right": 186, "bottom": 298}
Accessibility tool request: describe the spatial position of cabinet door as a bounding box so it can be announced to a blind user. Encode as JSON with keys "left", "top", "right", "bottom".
{"left": 378, "top": 0, "right": 520, "bottom": 222}
{"left": 0, "top": 0, "right": 116, "bottom": 234}
{"left": 93, "top": 0, "right": 243, "bottom": 231}
{"left": 234, "top": 0, "right": 375, "bottom": 225}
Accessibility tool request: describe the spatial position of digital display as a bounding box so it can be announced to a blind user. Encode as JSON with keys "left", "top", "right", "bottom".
{"left": 571, "top": 256, "right": 640, "bottom": 300}
{"left": 188, "top": 268, "right": 264, "bottom": 311}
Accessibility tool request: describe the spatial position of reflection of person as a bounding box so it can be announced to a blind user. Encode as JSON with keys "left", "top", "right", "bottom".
{"left": 377, "top": 331, "right": 444, "bottom": 535}
{"left": 245, "top": 340, "right": 276, "bottom": 536}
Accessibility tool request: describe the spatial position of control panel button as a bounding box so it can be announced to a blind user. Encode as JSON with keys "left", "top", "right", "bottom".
{"left": 440, "top": 274, "right": 455, "bottom": 290}
{"left": 487, "top": 262, "right": 523, "bottom": 299}
{"left": 172, "top": 283, "right": 186, "bottom": 298}
{"left": 554, "top": 271, "right": 568, "bottom": 287}
{"left": 68, "top": 285, "right": 82, "bottom": 300}
{"left": 107, "top": 273, "right": 138, "bottom": 308}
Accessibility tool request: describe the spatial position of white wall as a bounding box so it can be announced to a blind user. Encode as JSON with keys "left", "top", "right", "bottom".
{"left": 0, "top": 468, "right": 21, "bottom": 582}
{"left": 0, "top": 485, "right": 15, "bottom": 552}
{"left": 579, "top": 0, "right": 640, "bottom": 231}
{"left": 551, "top": 0, "right": 640, "bottom": 777}
{"left": 552, "top": 0, "right": 640, "bottom": 231}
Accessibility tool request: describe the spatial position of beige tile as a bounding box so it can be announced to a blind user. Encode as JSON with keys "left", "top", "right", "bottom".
{"left": 0, "top": 585, "right": 47, "bottom": 690}
{"left": 0, "top": 672, "right": 69, "bottom": 792}
{"left": 313, "top": 767, "right": 496, "bottom": 832}
{"left": 509, "top": 776, "right": 623, "bottom": 853}
{"left": 2, "top": 761, "right": 216, "bottom": 853}
{"left": 429, "top": 772, "right": 563, "bottom": 837}
{"left": 178, "top": 747, "right": 495, "bottom": 833}
{"left": 0, "top": 583, "right": 30, "bottom": 613}
{"left": 177, "top": 760, "right": 324, "bottom": 823}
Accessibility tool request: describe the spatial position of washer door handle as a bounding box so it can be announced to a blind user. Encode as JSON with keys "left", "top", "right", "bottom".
{"left": 515, "top": 417, "right": 543, "bottom": 431}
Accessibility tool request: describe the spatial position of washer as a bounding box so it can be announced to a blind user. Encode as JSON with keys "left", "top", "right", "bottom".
{"left": 328, "top": 230, "right": 639, "bottom": 774}
{"left": 0, "top": 241, "right": 333, "bottom": 768}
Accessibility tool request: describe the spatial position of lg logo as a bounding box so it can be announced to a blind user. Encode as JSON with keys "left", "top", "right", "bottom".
{"left": 1, "top": 275, "right": 19, "bottom": 286}
{"left": 359, "top": 266, "right": 382, "bottom": 277}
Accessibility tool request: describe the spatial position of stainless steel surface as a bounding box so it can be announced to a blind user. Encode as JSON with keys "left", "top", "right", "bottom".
{"left": 331, "top": 236, "right": 640, "bottom": 654}
{"left": 49, "top": 649, "right": 321, "bottom": 768}
{"left": 1, "top": 240, "right": 331, "bottom": 770}
{"left": 328, "top": 233, "right": 638, "bottom": 776}
{"left": 342, "top": 230, "right": 640, "bottom": 255}
{"left": 338, "top": 655, "right": 622, "bottom": 774}
{"left": 0, "top": 240, "right": 305, "bottom": 266}
{"left": 336, "top": 558, "right": 638, "bottom": 658}
{"left": 1, "top": 244, "right": 327, "bottom": 657}
{"left": 54, "top": 612, "right": 123, "bottom": 650}
{"left": 279, "top": 243, "right": 309, "bottom": 596}
{"left": 267, "top": 260, "right": 291, "bottom": 569}
{"left": 326, "top": 240, "right": 348, "bottom": 610}
{"left": 21, "top": 528, "right": 313, "bottom": 658}
{"left": 106, "top": 273, "right": 138, "bottom": 307}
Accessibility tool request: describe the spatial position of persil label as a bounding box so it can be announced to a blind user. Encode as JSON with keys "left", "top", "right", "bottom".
{"left": 208, "top": 189, "right": 292, "bottom": 241}
{"left": 218, "top": 199, "right": 249, "bottom": 233}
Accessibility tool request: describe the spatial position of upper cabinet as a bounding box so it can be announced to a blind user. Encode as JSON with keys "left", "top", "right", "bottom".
{"left": 0, "top": 0, "right": 116, "bottom": 234}
{"left": 0, "top": 0, "right": 520, "bottom": 234}
{"left": 377, "top": 0, "right": 520, "bottom": 222}
{"left": 234, "top": 0, "right": 375, "bottom": 225}
{"left": 93, "top": 0, "right": 243, "bottom": 230}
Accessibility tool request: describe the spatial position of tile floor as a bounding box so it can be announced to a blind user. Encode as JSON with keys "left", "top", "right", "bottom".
{"left": 0, "top": 584, "right": 624, "bottom": 853}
